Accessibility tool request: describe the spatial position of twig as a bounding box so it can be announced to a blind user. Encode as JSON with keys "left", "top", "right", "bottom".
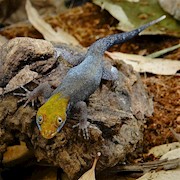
{"left": 147, "top": 44, "right": 180, "bottom": 58}
{"left": 170, "top": 128, "right": 180, "bottom": 143}
{"left": 108, "top": 158, "right": 180, "bottom": 173}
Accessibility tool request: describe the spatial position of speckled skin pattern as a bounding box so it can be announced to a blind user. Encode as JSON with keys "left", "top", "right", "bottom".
{"left": 53, "top": 16, "right": 165, "bottom": 104}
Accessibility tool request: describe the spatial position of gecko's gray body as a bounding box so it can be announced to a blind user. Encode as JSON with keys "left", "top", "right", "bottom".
{"left": 53, "top": 53, "right": 103, "bottom": 105}
{"left": 53, "top": 16, "right": 165, "bottom": 107}
{"left": 18, "top": 16, "right": 165, "bottom": 139}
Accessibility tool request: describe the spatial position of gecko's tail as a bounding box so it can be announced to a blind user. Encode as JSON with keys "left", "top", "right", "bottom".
{"left": 87, "top": 15, "right": 166, "bottom": 56}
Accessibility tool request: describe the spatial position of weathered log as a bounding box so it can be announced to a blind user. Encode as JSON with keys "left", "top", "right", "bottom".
{"left": 0, "top": 37, "right": 153, "bottom": 179}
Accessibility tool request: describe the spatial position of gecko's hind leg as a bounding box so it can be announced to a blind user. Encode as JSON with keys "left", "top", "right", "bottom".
{"left": 72, "top": 101, "right": 90, "bottom": 140}
{"left": 102, "top": 60, "right": 119, "bottom": 81}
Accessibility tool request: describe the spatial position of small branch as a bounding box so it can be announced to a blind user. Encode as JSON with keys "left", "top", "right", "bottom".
{"left": 108, "top": 158, "right": 180, "bottom": 173}
{"left": 147, "top": 43, "right": 180, "bottom": 58}
{"left": 170, "top": 128, "right": 180, "bottom": 143}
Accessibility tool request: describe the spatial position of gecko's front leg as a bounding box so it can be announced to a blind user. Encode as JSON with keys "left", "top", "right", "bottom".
{"left": 72, "top": 101, "right": 90, "bottom": 140}
{"left": 14, "top": 82, "right": 53, "bottom": 107}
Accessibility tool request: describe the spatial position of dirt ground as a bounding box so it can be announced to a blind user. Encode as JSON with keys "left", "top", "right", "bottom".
{"left": 0, "top": 2, "right": 179, "bottom": 179}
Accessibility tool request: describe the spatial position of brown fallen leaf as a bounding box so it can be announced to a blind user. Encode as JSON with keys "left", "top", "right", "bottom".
{"left": 2, "top": 141, "right": 32, "bottom": 166}
{"left": 25, "top": 0, "right": 79, "bottom": 45}
{"left": 78, "top": 152, "right": 101, "bottom": 180}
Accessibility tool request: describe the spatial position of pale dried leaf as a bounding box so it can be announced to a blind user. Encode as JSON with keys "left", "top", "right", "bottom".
{"left": 0, "top": 88, "right": 3, "bottom": 94}
{"left": 106, "top": 51, "right": 180, "bottom": 75}
{"left": 25, "top": 0, "right": 79, "bottom": 45}
{"left": 2, "top": 65, "right": 38, "bottom": 95}
{"left": 148, "top": 142, "right": 180, "bottom": 158}
{"left": 78, "top": 152, "right": 101, "bottom": 180}
{"left": 56, "top": 27, "right": 80, "bottom": 45}
{"left": 0, "top": 35, "right": 8, "bottom": 46}
{"left": 137, "top": 168, "right": 180, "bottom": 180}
{"left": 158, "top": 0, "right": 180, "bottom": 21}
{"left": 93, "top": 0, "right": 134, "bottom": 31}
{"left": 138, "top": 145, "right": 180, "bottom": 180}
{"left": 160, "top": 148, "right": 180, "bottom": 160}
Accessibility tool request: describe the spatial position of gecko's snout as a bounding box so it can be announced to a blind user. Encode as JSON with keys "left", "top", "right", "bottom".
{"left": 40, "top": 129, "right": 58, "bottom": 139}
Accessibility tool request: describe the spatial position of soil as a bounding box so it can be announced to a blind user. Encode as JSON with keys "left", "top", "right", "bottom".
{"left": 0, "top": 2, "right": 179, "bottom": 179}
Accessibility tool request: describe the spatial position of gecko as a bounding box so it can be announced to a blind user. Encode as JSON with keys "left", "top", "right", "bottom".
{"left": 17, "top": 15, "right": 165, "bottom": 140}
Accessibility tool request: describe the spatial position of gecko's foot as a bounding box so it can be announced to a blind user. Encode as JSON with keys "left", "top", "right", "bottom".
{"left": 14, "top": 82, "right": 52, "bottom": 107}
{"left": 73, "top": 120, "right": 90, "bottom": 140}
{"left": 13, "top": 86, "right": 35, "bottom": 107}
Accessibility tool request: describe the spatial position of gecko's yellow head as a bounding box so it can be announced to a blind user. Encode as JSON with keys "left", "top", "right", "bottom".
{"left": 36, "top": 93, "right": 69, "bottom": 139}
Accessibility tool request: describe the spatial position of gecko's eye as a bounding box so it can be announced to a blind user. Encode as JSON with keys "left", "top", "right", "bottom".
{"left": 57, "top": 117, "right": 63, "bottom": 125}
{"left": 37, "top": 116, "right": 43, "bottom": 124}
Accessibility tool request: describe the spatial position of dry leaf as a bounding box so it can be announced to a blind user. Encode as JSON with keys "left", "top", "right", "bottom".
{"left": 137, "top": 168, "right": 180, "bottom": 180}
{"left": 0, "top": 88, "right": 3, "bottom": 94}
{"left": 78, "top": 152, "right": 101, "bottom": 180}
{"left": 158, "top": 0, "right": 180, "bottom": 21}
{"left": 0, "top": 35, "right": 8, "bottom": 46}
{"left": 93, "top": 0, "right": 134, "bottom": 31}
{"left": 25, "top": 0, "right": 79, "bottom": 45}
{"left": 2, "top": 65, "right": 38, "bottom": 95}
{"left": 160, "top": 148, "right": 180, "bottom": 160}
{"left": 106, "top": 51, "right": 180, "bottom": 75}
{"left": 2, "top": 142, "right": 31, "bottom": 165}
{"left": 148, "top": 142, "right": 180, "bottom": 158}
{"left": 93, "top": 0, "right": 180, "bottom": 37}
{"left": 138, "top": 144, "right": 180, "bottom": 180}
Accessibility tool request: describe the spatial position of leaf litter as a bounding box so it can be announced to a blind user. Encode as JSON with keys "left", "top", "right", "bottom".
{"left": 0, "top": 2, "right": 179, "bottom": 180}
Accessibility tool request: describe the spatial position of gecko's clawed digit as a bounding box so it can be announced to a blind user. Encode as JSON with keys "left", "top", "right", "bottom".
{"left": 73, "top": 120, "right": 90, "bottom": 140}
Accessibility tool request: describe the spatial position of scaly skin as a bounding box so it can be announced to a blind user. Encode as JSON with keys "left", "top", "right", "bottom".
{"left": 35, "top": 16, "right": 166, "bottom": 139}
{"left": 36, "top": 93, "right": 69, "bottom": 139}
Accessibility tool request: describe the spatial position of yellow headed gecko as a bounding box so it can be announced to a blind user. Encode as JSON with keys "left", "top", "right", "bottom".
{"left": 17, "top": 16, "right": 165, "bottom": 139}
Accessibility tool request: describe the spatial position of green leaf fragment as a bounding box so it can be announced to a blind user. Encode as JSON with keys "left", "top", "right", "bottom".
{"left": 93, "top": 0, "right": 180, "bottom": 37}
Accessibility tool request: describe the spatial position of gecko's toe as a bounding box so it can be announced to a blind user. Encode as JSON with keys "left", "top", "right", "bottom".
{"left": 72, "top": 123, "right": 79, "bottom": 129}
{"left": 82, "top": 127, "right": 89, "bottom": 140}
{"left": 73, "top": 121, "right": 90, "bottom": 140}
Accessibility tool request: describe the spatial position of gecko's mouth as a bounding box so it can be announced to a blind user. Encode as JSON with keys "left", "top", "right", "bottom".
{"left": 41, "top": 130, "right": 58, "bottom": 139}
